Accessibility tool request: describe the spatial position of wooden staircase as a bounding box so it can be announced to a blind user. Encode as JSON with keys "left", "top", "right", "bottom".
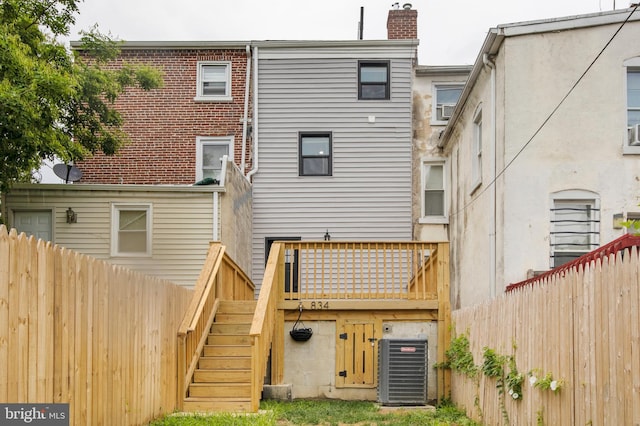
{"left": 183, "top": 300, "right": 257, "bottom": 412}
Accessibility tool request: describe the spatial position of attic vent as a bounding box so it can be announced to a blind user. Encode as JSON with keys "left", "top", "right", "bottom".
{"left": 377, "top": 339, "right": 427, "bottom": 405}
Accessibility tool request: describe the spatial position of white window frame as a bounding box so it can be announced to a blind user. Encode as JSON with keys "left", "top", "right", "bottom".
{"left": 431, "top": 83, "right": 464, "bottom": 125}
{"left": 471, "top": 106, "right": 483, "bottom": 193}
{"left": 549, "top": 190, "right": 600, "bottom": 268}
{"left": 111, "top": 203, "right": 152, "bottom": 257}
{"left": 419, "top": 159, "right": 448, "bottom": 224}
{"left": 194, "top": 61, "right": 232, "bottom": 102}
{"left": 624, "top": 57, "right": 640, "bottom": 154}
{"left": 195, "top": 136, "right": 234, "bottom": 181}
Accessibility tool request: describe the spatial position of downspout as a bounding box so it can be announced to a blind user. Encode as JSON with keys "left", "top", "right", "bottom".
{"left": 240, "top": 45, "right": 251, "bottom": 175}
{"left": 213, "top": 192, "right": 219, "bottom": 241}
{"left": 483, "top": 53, "right": 497, "bottom": 298}
{"left": 246, "top": 46, "right": 259, "bottom": 180}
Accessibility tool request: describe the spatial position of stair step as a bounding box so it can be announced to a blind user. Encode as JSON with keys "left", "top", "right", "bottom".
{"left": 203, "top": 345, "right": 251, "bottom": 357}
{"left": 188, "top": 383, "right": 251, "bottom": 398}
{"left": 210, "top": 323, "right": 251, "bottom": 335}
{"left": 183, "top": 397, "right": 252, "bottom": 413}
{"left": 198, "top": 356, "right": 251, "bottom": 370}
{"left": 193, "top": 369, "right": 251, "bottom": 383}
{"left": 218, "top": 300, "right": 256, "bottom": 314}
{"left": 207, "top": 334, "right": 253, "bottom": 346}
{"left": 214, "top": 313, "right": 254, "bottom": 323}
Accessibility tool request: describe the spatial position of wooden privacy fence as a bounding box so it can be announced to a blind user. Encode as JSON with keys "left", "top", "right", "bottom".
{"left": 0, "top": 226, "right": 192, "bottom": 425}
{"left": 451, "top": 246, "right": 640, "bottom": 425}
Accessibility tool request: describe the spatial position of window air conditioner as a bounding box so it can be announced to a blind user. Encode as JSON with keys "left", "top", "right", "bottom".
{"left": 629, "top": 124, "right": 640, "bottom": 146}
{"left": 440, "top": 104, "right": 455, "bottom": 120}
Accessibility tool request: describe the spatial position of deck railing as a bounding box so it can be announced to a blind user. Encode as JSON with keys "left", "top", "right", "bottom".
{"left": 279, "top": 241, "right": 443, "bottom": 301}
{"left": 176, "top": 243, "right": 255, "bottom": 408}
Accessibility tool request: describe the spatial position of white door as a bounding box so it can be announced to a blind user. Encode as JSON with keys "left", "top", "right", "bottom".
{"left": 13, "top": 210, "right": 53, "bottom": 241}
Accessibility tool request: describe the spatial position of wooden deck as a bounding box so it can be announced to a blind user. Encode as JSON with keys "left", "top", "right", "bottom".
{"left": 179, "top": 240, "right": 451, "bottom": 412}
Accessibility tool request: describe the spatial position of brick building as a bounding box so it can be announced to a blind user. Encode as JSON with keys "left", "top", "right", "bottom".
{"left": 74, "top": 43, "right": 253, "bottom": 184}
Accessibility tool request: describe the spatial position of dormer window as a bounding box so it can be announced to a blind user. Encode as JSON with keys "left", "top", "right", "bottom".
{"left": 195, "top": 62, "right": 232, "bottom": 101}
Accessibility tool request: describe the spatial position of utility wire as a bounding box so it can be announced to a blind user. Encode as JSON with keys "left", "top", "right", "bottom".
{"left": 450, "top": 5, "right": 639, "bottom": 218}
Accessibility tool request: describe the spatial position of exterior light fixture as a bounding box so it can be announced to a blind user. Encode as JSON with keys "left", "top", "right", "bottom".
{"left": 66, "top": 207, "right": 77, "bottom": 224}
{"left": 324, "top": 230, "right": 331, "bottom": 241}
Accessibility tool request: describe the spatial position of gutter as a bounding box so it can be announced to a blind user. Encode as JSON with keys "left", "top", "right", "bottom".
{"left": 240, "top": 45, "right": 251, "bottom": 175}
{"left": 438, "top": 28, "right": 504, "bottom": 150}
{"left": 483, "top": 53, "right": 497, "bottom": 299}
{"left": 246, "top": 46, "right": 259, "bottom": 180}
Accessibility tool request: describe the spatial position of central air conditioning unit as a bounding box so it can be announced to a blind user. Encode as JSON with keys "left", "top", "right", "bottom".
{"left": 377, "top": 338, "right": 427, "bottom": 405}
{"left": 629, "top": 124, "right": 640, "bottom": 146}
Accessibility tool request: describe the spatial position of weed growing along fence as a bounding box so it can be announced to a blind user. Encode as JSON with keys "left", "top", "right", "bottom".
{"left": 0, "top": 226, "right": 192, "bottom": 425}
{"left": 450, "top": 246, "right": 640, "bottom": 425}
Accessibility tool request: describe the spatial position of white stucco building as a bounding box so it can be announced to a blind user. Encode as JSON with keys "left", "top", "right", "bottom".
{"left": 436, "top": 8, "right": 640, "bottom": 308}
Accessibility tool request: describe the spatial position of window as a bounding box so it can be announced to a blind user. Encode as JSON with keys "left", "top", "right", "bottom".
{"left": 358, "top": 61, "right": 390, "bottom": 100}
{"left": 196, "top": 136, "right": 233, "bottom": 181}
{"left": 550, "top": 191, "right": 600, "bottom": 268}
{"left": 433, "top": 84, "right": 463, "bottom": 123}
{"left": 195, "top": 61, "right": 231, "bottom": 101}
{"left": 111, "top": 204, "right": 152, "bottom": 257}
{"left": 299, "top": 133, "right": 332, "bottom": 176}
{"left": 472, "top": 107, "right": 482, "bottom": 191}
{"left": 626, "top": 212, "right": 640, "bottom": 229}
{"left": 627, "top": 68, "right": 640, "bottom": 146}
{"left": 421, "top": 160, "right": 447, "bottom": 222}
{"left": 624, "top": 58, "right": 640, "bottom": 153}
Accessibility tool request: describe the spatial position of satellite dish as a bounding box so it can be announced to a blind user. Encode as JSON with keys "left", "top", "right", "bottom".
{"left": 53, "top": 163, "right": 83, "bottom": 183}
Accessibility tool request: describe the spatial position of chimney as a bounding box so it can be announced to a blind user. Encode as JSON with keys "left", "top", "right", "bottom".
{"left": 386, "top": 3, "right": 417, "bottom": 40}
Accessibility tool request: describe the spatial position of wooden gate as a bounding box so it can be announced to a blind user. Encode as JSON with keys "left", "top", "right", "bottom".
{"left": 336, "top": 320, "right": 377, "bottom": 388}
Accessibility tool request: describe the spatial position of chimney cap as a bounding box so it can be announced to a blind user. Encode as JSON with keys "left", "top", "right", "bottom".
{"left": 403, "top": 3, "right": 412, "bottom": 9}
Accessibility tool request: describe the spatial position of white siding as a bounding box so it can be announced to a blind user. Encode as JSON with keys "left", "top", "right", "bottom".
{"left": 6, "top": 186, "right": 218, "bottom": 288}
{"left": 252, "top": 47, "right": 414, "bottom": 288}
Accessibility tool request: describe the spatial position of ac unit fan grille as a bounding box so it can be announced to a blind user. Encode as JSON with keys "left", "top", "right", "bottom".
{"left": 377, "top": 339, "right": 427, "bottom": 405}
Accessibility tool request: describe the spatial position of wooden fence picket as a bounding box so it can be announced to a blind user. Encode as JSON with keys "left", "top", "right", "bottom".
{"left": 0, "top": 226, "right": 192, "bottom": 425}
{"left": 452, "top": 248, "right": 640, "bottom": 425}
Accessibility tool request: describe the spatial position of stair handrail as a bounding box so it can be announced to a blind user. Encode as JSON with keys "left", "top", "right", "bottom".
{"left": 176, "top": 243, "right": 226, "bottom": 408}
{"left": 407, "top": 243, "right": 439, "bottom": 299}
{"left": 248, "top": 241, "right": 283, "bottom": 411}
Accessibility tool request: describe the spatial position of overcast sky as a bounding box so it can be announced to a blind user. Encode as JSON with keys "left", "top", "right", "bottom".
{"left": 66, "top": 0, "right": 622, "bottom": 65}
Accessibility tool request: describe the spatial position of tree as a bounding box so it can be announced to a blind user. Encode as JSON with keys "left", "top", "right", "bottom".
{"left": 0, "top": 0, "right": 162, "bottom": 192}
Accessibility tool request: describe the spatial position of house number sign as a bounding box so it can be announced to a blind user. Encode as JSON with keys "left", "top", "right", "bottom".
{"left": 308, "top": 301, "right": 330, "bottom": 310}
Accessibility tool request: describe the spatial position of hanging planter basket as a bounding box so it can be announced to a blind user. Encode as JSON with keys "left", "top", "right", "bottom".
{"left": 290, "top": 305, "right": 313, "bottom": 342}
{"left": 290, "top": 327, "right": 313, "bottom": 342}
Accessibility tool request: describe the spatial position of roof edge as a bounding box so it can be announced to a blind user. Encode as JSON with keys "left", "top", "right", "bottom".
{"left": 70, "top": 39, "right": 419, "bottom": 50}
{"left": 8, "top": 183, "right": 225, "bottom": 193}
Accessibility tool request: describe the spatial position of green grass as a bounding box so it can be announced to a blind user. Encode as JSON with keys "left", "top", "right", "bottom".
{"left": 149, "top": 399, "right": 479, "bottom": 426}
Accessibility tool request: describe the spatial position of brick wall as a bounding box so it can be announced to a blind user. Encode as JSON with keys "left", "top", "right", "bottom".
{"left": 387, "top": 8, "right": 418, "bottom": 40}
{"left": 76, "top": 48, "right": 253, "bottom": 184}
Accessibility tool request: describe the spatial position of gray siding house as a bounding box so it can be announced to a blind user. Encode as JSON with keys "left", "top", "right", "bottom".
{"left": 250, "top": 40, "right": 417, "bottom": 290}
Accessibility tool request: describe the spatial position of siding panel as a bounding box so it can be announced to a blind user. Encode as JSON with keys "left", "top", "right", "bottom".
{"left": 6, "top": 187, "right": 217, "bottom": 288}
{"left": 252, "top": 49, "right": 413, "bottom": 289}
